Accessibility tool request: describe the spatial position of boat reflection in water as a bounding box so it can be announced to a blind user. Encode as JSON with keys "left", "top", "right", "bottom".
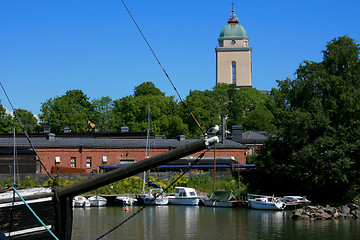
{"left": 72, "top": 206, "right": 360, "bottom": 240}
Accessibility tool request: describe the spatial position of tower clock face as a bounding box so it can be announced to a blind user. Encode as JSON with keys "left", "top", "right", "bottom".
{"left": 231, "top": 40, "right": 236, "bottom": 44}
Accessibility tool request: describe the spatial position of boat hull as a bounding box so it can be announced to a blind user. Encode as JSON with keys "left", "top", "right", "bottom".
{"left": 248, "top": 200, "right": 286, "bottom": 210}
{"left": 73, "top": 196, "right": 91, "bottom": 208}
{"left": 88, "top": 196, "right": 107, "bottom": 207}
{"left": 201, "top": 198, "right": 234, "bottom": 208}
{"left": 139, "top": 196, "right": 169, "bottom": 206}
{"left": 115, "top": 196, "right": 138, "bottom": 206}
{"left": 168, "top": 196, "right": 199, "bottom": 206}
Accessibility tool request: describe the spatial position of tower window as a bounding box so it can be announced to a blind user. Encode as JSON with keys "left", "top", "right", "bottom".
{"left": 232, "top": 61, "right": 236, "bottom": 84}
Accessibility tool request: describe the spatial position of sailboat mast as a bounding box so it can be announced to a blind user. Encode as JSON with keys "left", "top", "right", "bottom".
{"left": 146, "top": 103, "right": 150, "bottom": 159}
{"left": 13, "top": 127, "right": 16, "bottom": 187}
{"left": 142, "top": 103, "right": 151, "bottom": 193}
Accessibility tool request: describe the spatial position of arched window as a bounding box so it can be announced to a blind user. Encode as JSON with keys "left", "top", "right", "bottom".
{"left": 232, "top": 61, "right": 236, "bottom": 84}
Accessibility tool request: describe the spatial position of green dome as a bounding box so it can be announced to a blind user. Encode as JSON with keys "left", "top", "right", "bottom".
{"left": 219, "top": 23, "right": 248, "bottom": 40}
{"left": 219, "top": 9, "right": 248, "bottom": 40}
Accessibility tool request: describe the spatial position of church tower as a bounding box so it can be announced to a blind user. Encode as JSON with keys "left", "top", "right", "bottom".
{"left": 216, "top": 8, "right": 252, "bottom": 87}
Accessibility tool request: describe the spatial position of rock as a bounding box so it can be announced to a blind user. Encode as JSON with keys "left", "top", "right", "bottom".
{"left": 347, "top": 204, "right": 359, "bottom": 211}
{"left": 291, "top": 204, "right": 360, "bottom": 220}
{"left": 324, "top": 207, "right": 335, "bottom": 216}
{"left": 351, "top": 209, "right": 360, "bottom": 218}
{"left": 339, "top": 206, "right": 351, "bottom": 215}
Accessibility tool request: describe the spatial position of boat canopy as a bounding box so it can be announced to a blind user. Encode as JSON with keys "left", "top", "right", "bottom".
{"left": 210, "top": 191, "right": 236, "bottom": 201}
{"left": 148, "top": 180, "right": 161, "bottom": 188}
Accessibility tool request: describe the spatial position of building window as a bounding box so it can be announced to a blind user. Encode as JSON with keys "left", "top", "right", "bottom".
{"left": 102, "top": 156, "right": 107, "bottom": 163}
{"left": 86, "top": 157, "right": 92, "bottom": 168}
{"left": 70, "top": 157, "right": 76, "bottom": 168}
{"left": 232, "top": 61, "right": 236, "bottom": 84}
{"left": 55, "top": 156, "right": 60, "bottom": 163}
{"left": 121, "top": 159, "right": 135, "bottom": 165}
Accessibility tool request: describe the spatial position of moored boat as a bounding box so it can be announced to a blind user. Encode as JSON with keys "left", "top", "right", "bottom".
{"left": 281, "top": 196, "right": 311, "bottom": 208}
{"left": 115, "top": 195, "right": 138, "bottom": 206}
{"left": 138, "top": 187, "right": 169, "bottom": 206}
{"left": 88, "top": 196, "right": 107, "bottom": 207}
{"left": 72, "top": 195, "right": 91, "bottom": 207}
{"left": 247, "top": 194, "right": 286, "bottom": 210}
{"left": 201, "top": 190, "right": 238, "bottom": 208}
{"left": 167, "top": 187, "right": 200, "bottom": 205}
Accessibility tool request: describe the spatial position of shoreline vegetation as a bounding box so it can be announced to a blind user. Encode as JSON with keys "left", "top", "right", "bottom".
{"left": 0, "top": 174, "right": 248, "bottom": 199}
{"left": 2, "top": 175, "right": 360, "bottom": 214}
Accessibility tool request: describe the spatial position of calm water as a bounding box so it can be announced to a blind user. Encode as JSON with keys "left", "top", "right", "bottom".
{"left": 72, "top": 205, "right": 360, "bottom": 240}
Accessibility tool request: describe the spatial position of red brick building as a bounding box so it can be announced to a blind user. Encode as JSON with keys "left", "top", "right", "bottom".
{"left": 0, "top": 130, "right": 248, "bottom": 174}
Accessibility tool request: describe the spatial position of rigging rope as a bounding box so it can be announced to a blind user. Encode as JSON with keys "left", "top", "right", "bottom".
{"left": 96, "top": 149, "right": 209, "bottom": 240}
{"left": 0, "top": 82, "right": 53, "bottom": 179}
{"left": 120, "top": 0, "right": 206, "bottom": 136}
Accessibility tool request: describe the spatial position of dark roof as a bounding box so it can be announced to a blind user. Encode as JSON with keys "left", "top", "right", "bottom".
{"left": 0, "top": 135, "right": 246, "bottom": 149}
{"left": 239, "top": 131, "right": 268, "bottom": 144}
{"left": 0, "top": 131, "right": 154, "bottom": 139}
{"left": 0, "top": 149, "right": 36, "bottom": 155}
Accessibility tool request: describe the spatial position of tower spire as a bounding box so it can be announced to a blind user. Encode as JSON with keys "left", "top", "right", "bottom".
{"left": 228, "top": 2, "right": 239, "bottom": 23}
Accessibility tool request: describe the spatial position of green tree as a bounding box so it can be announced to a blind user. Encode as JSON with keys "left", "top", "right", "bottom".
{"left": 134, "top": 82, "right": 165, "bottom": 97}
{"left": 0, "top": 104, "right": 15, "bottom": 133}
{"left": 227, "top": 87, "right": 269, "bottom": 128}
{"left": 183, "top": 84, "right": 275, "bottom": 137}
{"left": 113, "top": 82, "right": 185, "bottom": 138}
{"left": 13, "top": 109, "right": 38, "bottom": 133}
{"left": 92, "top": 96, "right": 116, "bottom": 132}
{"left": 39, "top": 90, "right": 97, "bottom": 132}
{"left": 251, "top": 36, "right": 360, "bottom": 201}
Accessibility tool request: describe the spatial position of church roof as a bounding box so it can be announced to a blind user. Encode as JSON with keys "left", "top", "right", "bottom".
{"left": 219, "top": 9, "right": 248, "bottom": 40}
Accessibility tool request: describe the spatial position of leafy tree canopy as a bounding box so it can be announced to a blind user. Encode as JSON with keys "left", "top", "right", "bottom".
{"left": 251, "top": 36, "right": 360, "bottom": 201}
{"left": 0, "top": 104, "right": 15, "bottom": 133}
{"left": 13, "top": 108, "right": 38, "bottom": 133}
{"left": 133, "top": 82, "right": 165, "bottom": 97}
{"left": 40, "top": 90, "right": 96, "bottom": 132}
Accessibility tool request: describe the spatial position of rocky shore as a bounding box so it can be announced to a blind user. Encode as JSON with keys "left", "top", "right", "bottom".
{"left": 291, "top": 204, "right": 360, "bottom": 220}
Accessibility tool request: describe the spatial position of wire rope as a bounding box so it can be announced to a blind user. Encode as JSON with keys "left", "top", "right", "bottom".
{"left": 120, "top": 0, "right": 206, "bottom": 136}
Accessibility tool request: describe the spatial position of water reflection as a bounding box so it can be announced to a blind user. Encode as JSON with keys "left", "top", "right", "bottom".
{"left": 72, "top": 206, "right": 360, "bottom": 240}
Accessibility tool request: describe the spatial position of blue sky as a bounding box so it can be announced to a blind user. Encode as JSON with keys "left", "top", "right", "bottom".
{"left": 0, "top": 0, "right": 359, "bottom": 115}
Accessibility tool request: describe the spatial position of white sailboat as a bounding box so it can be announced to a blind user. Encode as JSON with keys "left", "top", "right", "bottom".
{"left": 137, "top": 104, "right": 168, "bottom": 206}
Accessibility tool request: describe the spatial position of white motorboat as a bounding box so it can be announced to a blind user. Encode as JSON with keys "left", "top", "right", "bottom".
{"left": 72, "top": 196, "right": 91, "bottom": 207}
{"left": 247, "top": 194, "right": 286, "bottom": 210}
{"left": 88, "top": 196, "right": 107, "bottom": 207}
{"left": 281, "top": 196, "right": 311, "bottom": 208}
{"left": 115, "top": 195, "right": 138, "bottom": 206}
{"left": 167, "top": 187, "right": 200, "bottom": 205}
